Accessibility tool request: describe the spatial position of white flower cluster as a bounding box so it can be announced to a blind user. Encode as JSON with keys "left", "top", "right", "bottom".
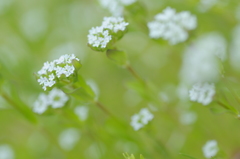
{"left": 0, "top": 145, "right": 14, "bottom": 159}
{"left": 37, "top": 54, "right": 80, "bottom": 91}
{"left": 98, "top": 0, "right": 137, "bottom": 16}
{"left": 148, "top": 7, "right": 197, "bottom": 45}
{"left": 180, "top": 33, "right": 226, "bottom": 85}
{"left": 189, "top": 83, "right": 215, "bottom": 105}
{"left": 202, "top": 140, "right": 219, "bottom": 158}
{"left": 130, "top": 108, "right": 154, "bottom": 131}
{"left": 88, "top": 17, "right": 128, "bottom": 50}
{"left": 33, "top": 88, "right": 69, "bottom": 114}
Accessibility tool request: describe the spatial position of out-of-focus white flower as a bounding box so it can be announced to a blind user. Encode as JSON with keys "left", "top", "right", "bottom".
{"left": 20, "top": 9, "right": 48, "bottom": 41}
{"left": 33, "top": 93, "right": 49, "bottom": 114}
{"left": 37, "top": 54, "right": 80, "bottom": 91}
{"left": 180, "top": 33, "right": 226, "bottom": 85}
{"left": 58, "top": 128, "right": 80, "bottom": 151}
{"left": 74, "top": 106, "right": 89, "bottom": 121}
{"left": 202, "top": 140, "right": 219, "bottom": 158}
{"left": 148, "top": 7, "right": 197, "bottom": 45}
{"left": 189, "top": 82, "right": 215, "bottom": 105}
{"left": 101, "top": 17, "right": 129, "bottom": 33}
{"left": 130, "top": 108, "right": 154, "bottom": 131}
{"left": 198, "top": 0, "right": 218, "bottom": 12}
{"left": 33, "top": 88, "right": 69, "bottom": 114}
{"left": 0, "top": 145, "right": 14, "bottom": 159}
{"left": 98, "top": 0, "right": 137, "bottom": 16}
{"left": 180, "top": 111, "right": 197, "bottom": 125}
{"left": 88, "top": 16, "right": 128, "bottom": 51}
{"left": 48, "top": 88, "right": 69, "bottom": 108}
{"left": 230, "top": 25, "right": 240, "bottom": 71}
{"left": 194, "top": 33, "right": 227, "bottom": 61}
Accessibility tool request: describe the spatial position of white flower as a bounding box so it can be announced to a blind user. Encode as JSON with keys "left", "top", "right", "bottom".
{"left": 48, "top": 88, "right": 69, "bottom": 108}
{"left": 98, "top": 0, "right": 137, "bottom": 16}
{"left": 74, "top": 106, "right": 89, "bottom": 121}
{"left": 33, "top": 88, "right": 69, "bottom": 114}
{"left": 88, "top": 26, "right": 112, "bottom": 49}
{"left": 189, "top": 82, "right": 215, "bottom": 105}
{"left": 37, "top": 54, "right": 80, "bottom": 91}
{"left": 102, "top": 17, "right": 129, "bottom": 33}
{"left": 33, "top": 93, "right": 49, "bottom": 114}
{"left": 130, "top": 108, "right": 154, "bottom": 131}
{"left": 88, "top": 16, "right": 128, "bottom": 50}
{"left": 58, "top": 128, "right": 80, "bottom": 151}
{"left": 179, "top": 33, "right": 226, "bottom": 85}
{"left": 148, "top": 7, "right": 197, "bottom": 45}
{"left": 0, "top": 145, "right": 14, "bottom": 159}
{"left": 202, "top": 140, "right": 219, "bottom": 158}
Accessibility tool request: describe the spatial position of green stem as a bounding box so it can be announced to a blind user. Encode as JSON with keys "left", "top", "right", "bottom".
{"left": 125, "top": 64, "right": 144, "bottom": 82}
{"left": 94, "top": 101, "right": 115, "bottom": 118}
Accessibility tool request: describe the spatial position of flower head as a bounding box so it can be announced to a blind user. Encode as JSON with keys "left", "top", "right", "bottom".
{"left": 33, "top": 88, "right": 69, "bottom": 114}
{"left": 98, "top": 0, "right": 137, "bottom": 16}
{"left": 130, "top": 108, "right": 154, "bottom": 131}
{"left": 189, "top": 82, "right": 215, "bottom": 105}
{"left": 48, "top": 88, "right": 69, "bottom": 108}
{"left": 33, "top": 93, "right": 49, "bottom": 114}
{"left": 36, "top": 54, "right": 80, "bottom": 91}
{"left": 202, "top": 140, "right": 219, "bottom": 158}
{"left": 148, "top": 7, "right": 197, "bottom": 45}
{"left": 88, "top": 16, "right": 128, "bottom": 52}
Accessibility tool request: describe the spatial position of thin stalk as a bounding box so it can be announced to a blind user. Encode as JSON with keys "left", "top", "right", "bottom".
{"left": 125, "top": 64, "right": 144, "bottom": 82}
{"left": 94, "top": 101, "right": 115, "bottom": 118}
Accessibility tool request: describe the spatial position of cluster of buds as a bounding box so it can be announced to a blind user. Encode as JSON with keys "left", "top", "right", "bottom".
{"left": 130, "top": 108, "right": 154, "bottom": 131}
{"left": 148, "top": 7, "right": 197, "bottom": 45}
{"left": 88, "top": 16, "right": 129, "bottom": 52}
{"left": 36, "top": 54, "right": 81, "bottom": 91}
{"left": 189, "top": 82, "right": 215, "bottom": 105}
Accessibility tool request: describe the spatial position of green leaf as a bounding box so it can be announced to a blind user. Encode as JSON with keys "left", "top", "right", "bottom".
{"left": 106, "top": 49, "right": 129, "bottom": 66}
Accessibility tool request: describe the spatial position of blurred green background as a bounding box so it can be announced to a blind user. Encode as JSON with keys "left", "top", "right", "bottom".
{"left": 1, "top": 0, "right": 240, "bottom": 158}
